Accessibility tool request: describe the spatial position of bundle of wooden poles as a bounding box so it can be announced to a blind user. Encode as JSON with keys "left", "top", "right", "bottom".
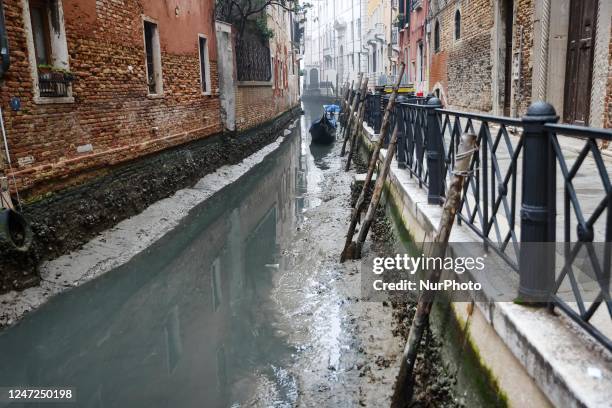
{"left": 336, "top": 65, "right": 479, "bottom": 406}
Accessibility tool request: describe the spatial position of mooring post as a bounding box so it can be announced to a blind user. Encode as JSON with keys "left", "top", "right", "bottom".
{"left": 518, "top": 101, "right": 558, "bottom": 304}
{"left": 425, "top": 97, "right": 444, "bottom": 205}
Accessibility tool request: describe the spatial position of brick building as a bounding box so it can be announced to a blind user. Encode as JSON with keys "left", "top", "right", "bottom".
{"left": 426, "top": 0, "right": 611, "bottom": 127}
{"left": 428, "top": 0, "right": 495, "bottom": 112}
{"left": 216, "top": 4, "right": 300, "bottom": 132}
{"left": 398, "top": 0, "right": 429, "bottom": 95}
{"left": 0, "top": 0, "right": 223, "bottom": 200}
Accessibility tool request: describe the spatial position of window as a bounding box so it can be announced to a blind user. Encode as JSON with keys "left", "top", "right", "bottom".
{"left": 143, "top": 19, "right": 162, "bottom": 95}
{"left": 455, "top": 10, "right": 461, "bottom": 40}
{"left": 25, "top": 0, "right": 72, "bottom": 100}
{"left": 198, "top": 35, "right": 211, "bottom": 94}
{"left": 434, "top": 20, "right": 440, "bottom": 52}
{"left": 29, "top": 0, "right": 51, "bottom": 66}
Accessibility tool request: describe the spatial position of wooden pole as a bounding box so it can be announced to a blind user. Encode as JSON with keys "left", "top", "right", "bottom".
{"left": 391, "top": 132, "right": 477, "bottom": 407}
{"left": 345, "top": 77, "right": 369, "bottom": 171}
{"left": 352, "top": 124, "right": 400, "bottom": 257}
{"left": 341, "top": 73, "right": 363, "bottom": 156}
{"left": 340, "top": 81, "right": 351, "bottom": 127}
{"left": 340, "top": 63, "right": 405, "bottom": 262}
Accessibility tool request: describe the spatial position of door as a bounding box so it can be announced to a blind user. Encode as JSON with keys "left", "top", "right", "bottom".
{"left": 564, "top": 0, "right": 597, "bottom": 125}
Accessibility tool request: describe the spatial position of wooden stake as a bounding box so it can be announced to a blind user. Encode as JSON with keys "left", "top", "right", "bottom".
{"left": 345, "top": 77, "right": 369, "bottom": 171}
{"left": 340, "top": 81, "right": 351, "bottom": 127}
{"left": 341, "top": 73, "right": 363, "bottom": 156}
{"left": 391, "top": 132, "right": 477, "bottom": 407}
{"left": 352, "top": 124, "right": 400, "bottom": 257}
{"left": 340, "top": 63, "right": 405, "bottom": 262}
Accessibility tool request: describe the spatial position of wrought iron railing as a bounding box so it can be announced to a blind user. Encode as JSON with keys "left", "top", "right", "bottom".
{"left": 38, "top": 72, "right": 71, "bottom": 97}
{"left": 236, "top": 38, "right": 271, "bottom": 82}
{"left": 362, "top": 96, "right": 612, "bottom": 351}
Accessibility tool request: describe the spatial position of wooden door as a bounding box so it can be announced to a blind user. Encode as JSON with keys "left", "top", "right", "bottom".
{"left": 564, "top": 0, "right": 597, "bottom": 125}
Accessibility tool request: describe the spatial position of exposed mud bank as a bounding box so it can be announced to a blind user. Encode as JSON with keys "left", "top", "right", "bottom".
{"left": 0, "top": 107, "right": 301, "bottom": 294}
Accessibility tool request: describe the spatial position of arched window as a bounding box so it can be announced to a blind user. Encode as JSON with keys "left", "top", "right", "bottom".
{"left": 455, "top": 10, "right": 461, "bottom": 40}
{"left": 434, "top": 20, "right": 440, "bottom": 52}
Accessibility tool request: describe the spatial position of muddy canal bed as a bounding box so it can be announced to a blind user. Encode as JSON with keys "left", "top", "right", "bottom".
{"left": 0, "top": 101, "right": 471, "bottom": 407}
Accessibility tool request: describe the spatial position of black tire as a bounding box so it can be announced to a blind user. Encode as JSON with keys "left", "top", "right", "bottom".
{"left": 0, "top": 208, "right": 33, "bottom": 252}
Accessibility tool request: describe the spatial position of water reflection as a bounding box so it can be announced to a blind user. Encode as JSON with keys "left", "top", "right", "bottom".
{"left": 0, "top": 129, "right": 307, "bottom": 408}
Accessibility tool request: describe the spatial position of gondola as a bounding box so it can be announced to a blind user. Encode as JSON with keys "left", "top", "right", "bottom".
{"left": 309, "top": 105, "right": 340, "bottom": 145}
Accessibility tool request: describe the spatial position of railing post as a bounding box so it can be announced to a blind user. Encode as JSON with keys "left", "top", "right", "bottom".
{"left": 519, "top": 101, "right": 558, "bottom": 303}
{"left": 397, "top": 103, "right": 407, "bottom": 169}
{"left": 425, "top": 97, "right": 444, "bottom": 205}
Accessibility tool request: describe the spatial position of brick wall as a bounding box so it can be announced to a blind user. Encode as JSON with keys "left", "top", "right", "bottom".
{"left": 429, "top": 0, "right": 494, "bottom": 112}
{"left": 0, "top": 0, "right": 222, "bottom": 200}
{"left": 234, "top": 5, "right": 299, "bottom": 131}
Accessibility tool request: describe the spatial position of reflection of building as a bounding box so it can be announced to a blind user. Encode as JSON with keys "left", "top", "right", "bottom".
{"left": 0, "top": 135, "right": 302, "bottom": 407}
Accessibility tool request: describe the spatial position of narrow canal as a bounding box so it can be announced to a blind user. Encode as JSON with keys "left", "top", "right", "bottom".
{"left": 0, "top": 101, "right": 403, "bottom": 407}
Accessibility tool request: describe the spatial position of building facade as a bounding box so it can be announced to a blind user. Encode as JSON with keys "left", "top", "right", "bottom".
{"left": 426, "top": 0, "right": 611, "bottom": 126}
{"left": 232, "top": 4, "right": 301, "bottom": 131}
{"left": 302, "top": 0, "right": 368, "bottom": 96}
{"left": 398, "top": 0, "right": 429, "bottom": 94}
{"left": 0, "top": 0, "right": 222, "bottom": 199}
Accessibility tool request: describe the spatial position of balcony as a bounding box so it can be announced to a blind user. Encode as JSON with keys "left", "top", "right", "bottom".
{"left": 37, "top": 70, "right": 73, "bottom": 98}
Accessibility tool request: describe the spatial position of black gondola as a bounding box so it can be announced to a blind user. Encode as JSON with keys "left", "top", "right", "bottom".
{"left": 309, "top": 105, "right": 339, "bottom": 145}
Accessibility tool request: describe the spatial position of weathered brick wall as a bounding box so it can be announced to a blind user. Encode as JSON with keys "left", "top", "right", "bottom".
{"left": 430, "top": 0, "right": 494, "bottom": 112}
{"left": 234, "top": 5, "right": 299, "bottom": 131}
{"left": 0, "top": 0, "right": 222, "bottom": 200}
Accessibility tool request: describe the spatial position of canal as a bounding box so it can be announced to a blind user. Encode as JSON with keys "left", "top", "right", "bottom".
{"left": 0, "top": 101, "right": 403, "bottom": 407}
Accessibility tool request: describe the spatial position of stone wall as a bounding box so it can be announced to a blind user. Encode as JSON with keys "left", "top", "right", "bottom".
{"left": 0, "top": 0, "right": 222, "bottom": 200}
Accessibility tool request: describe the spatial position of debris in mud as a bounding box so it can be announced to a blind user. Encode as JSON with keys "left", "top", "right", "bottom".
{"left": 392, "top": 301, "right": 460, "bottom": 408}
{"left": 352, "top": 150, "right": 369, "bottom": 174}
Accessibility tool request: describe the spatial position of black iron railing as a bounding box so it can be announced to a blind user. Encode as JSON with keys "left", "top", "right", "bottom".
{"left": 236, "top": 38, "right": 271, "bottom": 82}
{"left": 38, "top": 72, "right": 71, "bottom": 97}
{"left": 362, "top": 96, "right": 612, "bottom": 351}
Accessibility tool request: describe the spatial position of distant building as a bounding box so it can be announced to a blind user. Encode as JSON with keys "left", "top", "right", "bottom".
{"left": 398, "top": 0, "right": 429, "bottom": 94}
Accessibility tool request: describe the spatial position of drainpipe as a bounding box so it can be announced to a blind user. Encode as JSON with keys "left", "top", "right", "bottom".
{"left": 0, "top": 0, "right": 10, "bottom": 78}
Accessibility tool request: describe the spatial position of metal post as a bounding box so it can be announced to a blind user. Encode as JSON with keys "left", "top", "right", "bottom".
{"left": 425, "top": 97, "right": 444, "bottom": 205}
{"left": 518, "top": 101, "right": 558, "bottom": 303}
{"left": 397, "top": 103, "right": 407, "bottom": 169}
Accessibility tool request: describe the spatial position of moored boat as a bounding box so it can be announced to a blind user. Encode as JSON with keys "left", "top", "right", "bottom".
{"left": 309, "top": 105, "right": 340, "bottom": 145}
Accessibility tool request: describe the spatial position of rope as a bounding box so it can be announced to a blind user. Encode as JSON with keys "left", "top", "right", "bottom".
{"left": 451, "top": 146, "right": 479, "bottom": 176}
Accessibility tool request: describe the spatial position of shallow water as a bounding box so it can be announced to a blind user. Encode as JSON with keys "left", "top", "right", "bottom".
{"left": 0, "top": 101, "right": 338, "bottom": 408}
